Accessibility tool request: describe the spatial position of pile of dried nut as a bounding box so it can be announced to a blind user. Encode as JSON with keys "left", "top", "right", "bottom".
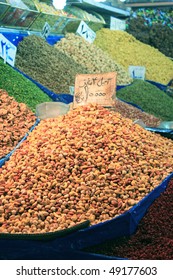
{"left": 112, "top": 99, "right": 161, "bottom": 127}
{"left": 15, "top": 35, "right": 88, "bottom": 94}
{"left": 55, "top": 33, "right": 132, "bottom": 86}
{"left": 0, "top": 89, "right": 36, "bottom": 158}
{"left": 0, "top": 104, "right": 173, "bottom": 234}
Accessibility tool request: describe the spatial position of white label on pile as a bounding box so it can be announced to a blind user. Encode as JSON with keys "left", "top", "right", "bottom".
{"left": 110, "top": 17, "right": 126, "bottom": 31}
{"left": 128, "top": 66, "right": 146, "bottom": 80}
{"left": 41, "top": 22, "right": 51, "bottom": 39}
{"left": 69, "top": 86, "right": 75, "bottom": 96}
{"left": 76, "top": 21, "right": 96, "bottom": 43}
{"left": 0, "top": 34, "right": 17, "bottom": 67}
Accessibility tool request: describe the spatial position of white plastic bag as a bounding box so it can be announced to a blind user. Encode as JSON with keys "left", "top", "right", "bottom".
{"left": 36, "top": 102, "right": 69, "bottom": 119}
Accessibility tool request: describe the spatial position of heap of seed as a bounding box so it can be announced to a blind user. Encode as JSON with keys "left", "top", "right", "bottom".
{"left": 15, "top": 35, "right": 88, "bottom": 94}
{"left": 55, "top": 33, "right": 132, "bottom": 85}
{"left": 94, "top": 28, "right": 173, "bottom": 84}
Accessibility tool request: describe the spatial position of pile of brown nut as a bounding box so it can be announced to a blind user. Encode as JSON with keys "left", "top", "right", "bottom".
{"left": 0, "top": 104, "right": 172, "bottom": 234}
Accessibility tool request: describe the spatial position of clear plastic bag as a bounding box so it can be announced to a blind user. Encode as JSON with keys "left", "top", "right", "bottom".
{"left": 36, "top": 102, "right": 69, "bottom": 119}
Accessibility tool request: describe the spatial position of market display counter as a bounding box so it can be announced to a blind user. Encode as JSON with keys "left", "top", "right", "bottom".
{"left": 0, "top": 16, "right": 173, "bottom": 260}
{"left": 0, "top": 1, "right": 105, "bottom": 33}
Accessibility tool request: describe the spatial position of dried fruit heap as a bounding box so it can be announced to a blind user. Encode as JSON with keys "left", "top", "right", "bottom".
{"left": 94, "top": 29, "right": 173, "bottom": 84}
{"left": 55, "top": 33, "right": 132, "bottom": 86}
{"left": 0, "top": 105, "right": 173, "bottom": 234}
{"left": 0, "top": 89, "right": 36, "bottom": 158}
{"left": 127, "top": 18, "right": 173, "bottom": 58}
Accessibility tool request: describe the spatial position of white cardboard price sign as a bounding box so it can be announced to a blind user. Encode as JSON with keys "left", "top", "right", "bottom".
{"left": 0, "top": 34, "right": 17, "bottom": 66}
{"left": 110, "top": 17, "right": 126, "bottom": 31}
{"left": 73, "top": 72, "right": 117, "bottom": 109}
{"left": 41, "top": 22, "right": 51, "bottom": 39}
{"left": 69, "top": 86, "right": 75, "bottom": 96}
{"left": 76, "top": 21, "right": 96, "bottom": 43}
{"left": 129, "top": 65, "right": 146, "bottom": 80}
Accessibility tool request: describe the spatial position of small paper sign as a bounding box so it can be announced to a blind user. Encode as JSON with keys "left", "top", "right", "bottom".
{"left": 0, "top": 34, "right": 17, "bottom": 67}
{"left": 129, "top": 66, "right": 146, "bottom": 80}
{"left": 110, "top": 17, "right": 126, "bottom": 31}
{"left": 76, "top": 21, "right": 96, "bottom": 43}
{"left": 69, "top": 86, "right": 75, "bottom": 96}
{"left": 41, "top": 22, "right": 51, "bottom": 39}
{"left": 73, "top": 72, "right": 117, "bottom": 108}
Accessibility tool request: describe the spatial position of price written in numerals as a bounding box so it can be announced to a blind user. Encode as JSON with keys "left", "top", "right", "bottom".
{"left": 73, "top": 72, "right": 117, "bottom": 108}
{"left": 75, "top": 91, "right": 106, "bottom": 103}
{"left": 0, "top": 34, "right": 17, "bottom": 66}
{"left": 89, "top": 92, "right": 106, "bottom": 97}
{"left": 75, "top": 76, "right": 112, "bottom": 104}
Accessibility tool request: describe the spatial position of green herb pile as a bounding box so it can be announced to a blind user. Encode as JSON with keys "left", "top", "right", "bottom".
{"left": 0, "top": 58, "right": 51, "bottom": 112}
{"left": 116, "top": 79, "right": 173, "bottom": 121}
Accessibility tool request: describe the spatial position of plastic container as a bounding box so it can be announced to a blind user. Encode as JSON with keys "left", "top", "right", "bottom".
{"left": 36, "top": 102, "right": 69, "bottom": 119}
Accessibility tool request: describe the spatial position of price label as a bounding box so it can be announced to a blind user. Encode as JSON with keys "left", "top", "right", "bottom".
{"left": 0, "top": 34, "right": 17, "bottom": 67}
{"left": 110, "top": 17, "right": 126, "bottom": 31}
{"left": 76, "top": 21, "right": 96, "bottom": 43}
{"left": 129, "top": 65, "right": 146, "bottom": 80}
{"left": 41, "top": 22, "right": 51, "bottom": 40}
{"left": 73, "top": 72, "right": 117, "bottom": 109}
{"left": 69, "top": 86, "right": 75, "bottom": 96}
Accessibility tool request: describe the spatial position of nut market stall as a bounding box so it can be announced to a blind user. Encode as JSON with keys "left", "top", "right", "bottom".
{"left": 0, "top": 0, "right": 173, "bottom": 260}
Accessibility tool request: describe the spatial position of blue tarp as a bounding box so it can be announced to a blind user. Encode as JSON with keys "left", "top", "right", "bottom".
{"left": 0, "top": 31, "right": 63, "bottom": 46}
{"left": 0, "top": 242, "right": 121, "bottom": 260}
{"left": 116, "top": 84, "right": 131, "bottom": 91}
{"left": 145, "top": 127, "right": 173, "bottom": 139}
{"left": 146, "top": 79, "right": 168, "bottom": 92}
